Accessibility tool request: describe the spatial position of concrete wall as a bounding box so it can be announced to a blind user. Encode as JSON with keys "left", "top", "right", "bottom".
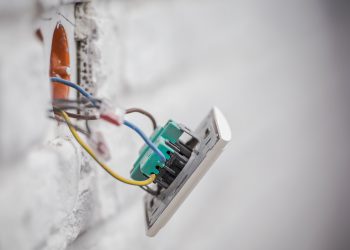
{"left": 1, "top": 1, "right": 350, "bottom": 250}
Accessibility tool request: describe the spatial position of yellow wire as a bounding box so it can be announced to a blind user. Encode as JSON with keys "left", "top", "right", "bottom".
{"left": 60, "top": 111, "right": 156, "bottom": 186}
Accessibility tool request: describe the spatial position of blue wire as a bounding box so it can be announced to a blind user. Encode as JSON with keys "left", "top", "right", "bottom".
{"left": 124, "top": 119, "right": 166, "bottom": 163}
{"left": 50, "top": 77, "right": 98, "bottom": 107}
{"left": 51, "top": 77, "right": 165, "bottom": 163}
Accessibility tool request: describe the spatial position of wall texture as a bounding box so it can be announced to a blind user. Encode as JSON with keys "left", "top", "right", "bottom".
{"left": 1, "top": 1, "right": 350, "bottom": 250}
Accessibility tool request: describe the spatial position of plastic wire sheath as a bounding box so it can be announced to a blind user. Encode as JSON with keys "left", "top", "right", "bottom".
{"left": 50, "top": 77, "right": 98, "bottom": 107}
{"left": 52, "top": 99, "right": 102, "bottom": 110}
{"left": 50, "top": 77, "right": 166, "bottom": 164}
{"left": 51, "top": 104, "right": 97, "bottom": 111}
{"left": 124, "top": 119, "right": 166, "bottom": 163}
{"left": 52, "top": 98, "right": 102, "bottom": 104}
{"left": 52, "top": 98, "right": 89, "bottom": 104}
{"left": 60, "top": 111, "right": 156, "bottom": 186}
{"left": 125, "top": 108, "right": 157, "bottom": 130}
{"left": 52, "top": 108, "right": 99, "bottom": 120}
{"left": 101, "top": 114, "right": 122, "bottom": 126}
{"left": 100, "top": 113, "right": 166, "bottom": 162}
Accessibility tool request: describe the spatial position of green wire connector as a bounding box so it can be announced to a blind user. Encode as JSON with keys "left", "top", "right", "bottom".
{"left": 130, "top": 120, "right": 183, "bottom": 181}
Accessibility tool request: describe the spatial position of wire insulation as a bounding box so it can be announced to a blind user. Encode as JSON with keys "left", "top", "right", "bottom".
{"left": 124, "top": 119, "right": 166, "bottom": 163}
{"left": 101, "top": 114, "right": 122, "bottom": 126}
{"left": 50, "top": 78, "right": 164, "bottom": 165}
{"left": 52, "top": 108, "right": 99, "bottom": 120}
{"left": 50, "top": 77, "right": 98, "bottom": 106}
{"left": 125, "top": 108, "right": 157, "bottom": 130}
{"left": 99, "top": 113, "right": 165, "bottom": 162}
{"left": 60, "top": 111, "right": 156, "bottom": 186}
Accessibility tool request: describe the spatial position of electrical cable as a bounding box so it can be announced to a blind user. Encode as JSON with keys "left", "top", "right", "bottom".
{"left": 60, "top": 110, "right": 156, "bottom": 186}
{"left": 52, "top": 98, "right": 102, "bottom": 110}
{"left": 125, "top": 108, "right": 157, "bottom": 130}
{"left": 125, "top": 109, "right": 162, "bottom": 195}
{"left": 52, "top": 98, "right": 90, "bottom": 104}
{"left": 50, "top": 77, "right": 99, "bottom": 106}
{"left": 99, "top": 113, "right": 166, "bottom": 162}
{"left": 52, "top": 108, "right": 99, "bottom": 120}
{"left": 62, "top": 112, "right": 98, "bottom": 120}
{"left": 50, "top": 78, "right": 165, "bottom": 164}
{"left": 51, "top": 103, "right": 98, "bottom": 111}
{"left": 52, "top": 98, "right": 100, "bottom": 110}
{"left": 101, "top": 114, "right": 122, "bottom": 126}
{"left": 124, "top": 119, "right": 166, "bottom": 163}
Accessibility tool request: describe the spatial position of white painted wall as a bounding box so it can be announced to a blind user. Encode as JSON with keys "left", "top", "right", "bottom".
{"left": 1, "top": 1, "right": 350, "bottom": 250}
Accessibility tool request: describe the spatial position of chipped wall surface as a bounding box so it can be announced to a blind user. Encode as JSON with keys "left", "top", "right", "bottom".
{"left": 1, "top": 1, "right": 350, "bottom": 250}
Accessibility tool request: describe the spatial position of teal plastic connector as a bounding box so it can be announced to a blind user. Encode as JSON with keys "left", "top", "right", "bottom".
{"left": 130, "top": 120, "right": 183, "bottom": 181}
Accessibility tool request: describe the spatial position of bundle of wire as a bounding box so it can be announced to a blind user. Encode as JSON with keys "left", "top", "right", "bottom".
{"left": 50, "top": 77, "right": 166, "bottom": 186}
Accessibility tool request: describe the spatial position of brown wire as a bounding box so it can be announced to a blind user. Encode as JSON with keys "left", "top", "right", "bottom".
{"left": 125, "top": 108, "right": 157, "bottom": 130}
{"left": 50, "top": 106, "right": 157, "bottom": 133}
{"left": 52, "top": 97, "right": 102, "bottom": 106}
{"left": 52, "top": 108, "right": 99, "bottom": 120}
{"left": 51, "top": 104, "right": 97, "bottom": 111}
{"left": 52, "top": 98, "right": 89, "bottom": 104}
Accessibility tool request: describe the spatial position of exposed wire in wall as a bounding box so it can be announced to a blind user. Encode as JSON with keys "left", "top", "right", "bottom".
{"left": 49, "top": 77, "right": 164, "bottom": 187}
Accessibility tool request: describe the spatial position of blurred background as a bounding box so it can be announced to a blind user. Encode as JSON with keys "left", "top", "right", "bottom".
{"left": 0, "top": 0, "right": 349, "bottom": 250}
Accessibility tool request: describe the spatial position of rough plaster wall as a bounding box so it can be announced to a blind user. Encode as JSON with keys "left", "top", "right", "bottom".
{"left": 1, "top": 1, "right": 350, "bottom": 250}
{"left": 70, "top": 1, "right": 350, "bottom": 249}
{"left": 0, "top": 2, "right": 97, "bottom": 250}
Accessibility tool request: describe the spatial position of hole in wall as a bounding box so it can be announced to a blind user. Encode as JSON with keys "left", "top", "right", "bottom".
{"left": 35, "top": 29, "right": 43, "bottom": 42}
